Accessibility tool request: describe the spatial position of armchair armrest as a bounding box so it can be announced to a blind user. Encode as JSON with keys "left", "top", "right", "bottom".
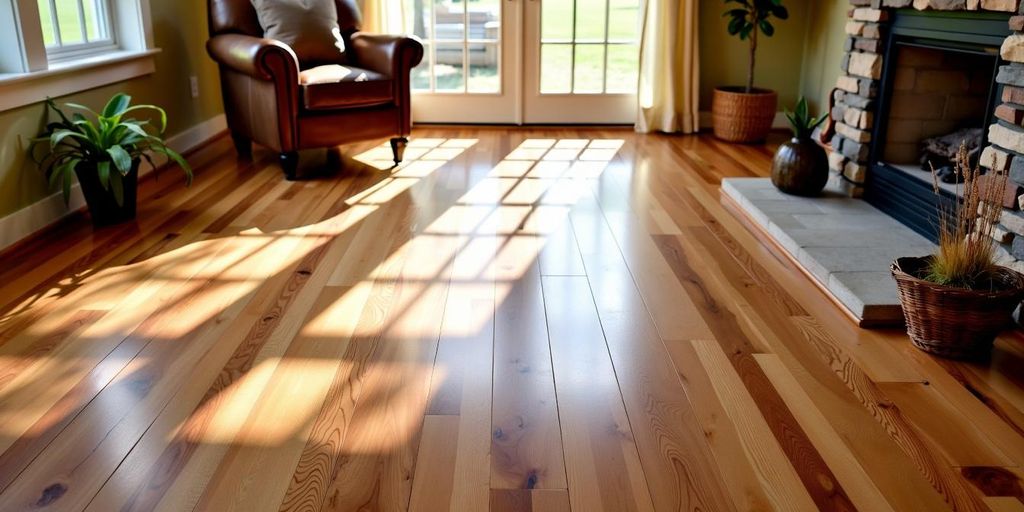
{"left": 349, "top": 33, "right": 425, "bottom": 79}
{"left": 207, "top": 34, "right": 300, "bottom": 82}
{"left": 207, "top": 33, "right": 301, "bottom": 153}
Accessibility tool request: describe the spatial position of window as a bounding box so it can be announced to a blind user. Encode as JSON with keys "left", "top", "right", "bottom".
{"left": 0, "top": 0, "right": 157, "bottom": 111}
{"left": 539, "top": 0, "right": 640, "bottom": 95}
{"left": 36, "top": 0, "right": 117, "bottom": 60}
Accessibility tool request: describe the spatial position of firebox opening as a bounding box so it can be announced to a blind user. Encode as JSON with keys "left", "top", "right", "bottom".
{"left": 880, "top": 43, "right": 997, "bottom": 188}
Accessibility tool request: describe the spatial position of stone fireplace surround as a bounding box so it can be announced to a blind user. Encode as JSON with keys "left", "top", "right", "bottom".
{"left": 832, "top": 0, "right": 1024, "bottom": 272}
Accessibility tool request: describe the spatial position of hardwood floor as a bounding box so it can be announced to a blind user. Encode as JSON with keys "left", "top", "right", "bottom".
{"left": 2, "top": 127, "right": 1024, "bottom": 511}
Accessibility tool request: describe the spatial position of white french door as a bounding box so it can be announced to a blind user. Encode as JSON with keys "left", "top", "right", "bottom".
{"left": 405, "top": 0, "right": 519, "bottom": 123}
{"left": 522, "top": 0, "right": 640, "bottom": 123}
{"left": 406, "top": 0, "right": 640, "bottom": 124}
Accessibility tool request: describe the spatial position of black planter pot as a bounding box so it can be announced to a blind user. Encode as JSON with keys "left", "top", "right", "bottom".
{"left": 771, "top": 137, "right": 829, "bottom": 197}
{"left": 74, "top": 160, "right": 139, "bottom": 227}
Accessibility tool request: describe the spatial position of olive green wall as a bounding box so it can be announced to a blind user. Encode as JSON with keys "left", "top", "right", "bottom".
{"left": 799, "top": 0, "right": 851, "bottom": 115}
{"left": 0, "top": 0, "right": 224, "bottom": 219}
{"left": 699, "top": 0, "right": 812, "bottom": 111}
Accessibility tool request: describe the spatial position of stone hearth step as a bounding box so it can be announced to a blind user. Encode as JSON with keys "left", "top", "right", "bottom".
{"left": 722, "top": 178, "right": 936, "bottom": 327}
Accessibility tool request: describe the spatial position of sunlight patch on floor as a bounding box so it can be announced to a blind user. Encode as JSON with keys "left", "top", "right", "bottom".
{"left": 354, "top": 138, "right": 479, "bottom": 171}
{"left": 0, "top": 136, "right": 628, "bottom": 453}
{"left": 183, "top": 358, "right": 343, "bottom": 446}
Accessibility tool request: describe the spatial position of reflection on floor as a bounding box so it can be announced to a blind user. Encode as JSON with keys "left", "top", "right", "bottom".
{"left": 0, "top": 128, "right": 1022, "bottom": 512}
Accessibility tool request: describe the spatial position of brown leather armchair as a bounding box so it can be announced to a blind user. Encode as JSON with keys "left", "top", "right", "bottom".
{"left": 207, "top": 0, "right": 424, "bottom": 179}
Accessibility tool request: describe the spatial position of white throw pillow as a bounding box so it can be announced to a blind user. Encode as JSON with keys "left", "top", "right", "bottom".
{"left": 251, "top": 0, "right": 346, "bottom": 66}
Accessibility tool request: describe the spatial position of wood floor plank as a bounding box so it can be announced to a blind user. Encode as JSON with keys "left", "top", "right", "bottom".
{"left": 0, "top": 231, "right": 281, "bottom": 510}
{"left": 85, "top": 259, "right": 329, "bottom": 511}
{"left": 491, "top": 258, "right": 567, "bottom": 490}
{"left": 536, "top": 216, "right": 587, "bottom": 276}
{"left": 190, "top": 285, "right": 366, "bottom": 512}
{"left": 138, "top": 221, "right": 400, "bottom": 510}
{"left": 903, "top": 347, "right": 1024, "bottom": 466}
{"left": 755, "top": 353, "right": 896, "bottom": 512}
{"left": 84, "top": 181, "right": 374, "bottom": 512}
{"left": 0, "top": 235, "right": 234, "bottom": 464}
{"left": 690, "top": 340, "right": 817, "bottom": 511}
{"left": 578, "top": 174, "right": 714, "bottom": 342}
{"left": 408, "top": 415, "right": 460, "bottom": 512}
{"left": 661, "top": 339, "right": 776, "bottom": 511}
{"left": 878, "top": 382, "right": 1017, "bottom": 468}
{"left": 3, "top": 128, "right": 1024, "bottom": 512}
{"left": 415, "top": 256, "right": 495, "bottom": 510}
{"left": 984, "top": 496, "right": 1024, "bottom": 512}
{"left": 306, "top": 234, "right": 461, "bottom": 512}
{"left": 411, "top": 160, "right": 501, "bottom": 511}
{"left": 542, "top": 275, "right": 655, "bottom": 512}
{"left": 490, "top": 489, "right": 572, "bottom": 512}
{"left": 654, "top": 232, "right": 873, "bottom": 512}
{"left": 568, "top": 191, "right": 738, "bottom": 511}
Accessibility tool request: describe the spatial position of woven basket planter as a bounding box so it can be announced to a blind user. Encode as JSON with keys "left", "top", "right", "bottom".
{"left": 891, "top": 256, "right": 1024, "bottom": 360}
{"left": 711, "top": 87, "right": 778, "bottom": 143}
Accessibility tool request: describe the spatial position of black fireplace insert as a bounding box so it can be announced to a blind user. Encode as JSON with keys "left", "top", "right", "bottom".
{"left": 866, "top": 9, "right": 1010, "bottom": 243}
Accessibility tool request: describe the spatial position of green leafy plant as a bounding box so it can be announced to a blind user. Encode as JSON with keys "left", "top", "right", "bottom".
{"left": 32, "top": 93, "right": 192, "bottom": 207}
{"left": 723, "top": 0, "right": 789, "bottom": 93}
{"left": 784, "top": 97, "right": 827, "bottom": 139}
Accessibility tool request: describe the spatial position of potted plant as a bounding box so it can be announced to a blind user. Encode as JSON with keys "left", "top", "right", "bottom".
{"left": 32, "top": 93, "right": 192, "bottom": 227}
{"left": 891, "top": 143, "right": 1024, "bottom": 360}
{"left": 771, "top": 97, "right": 829, "bottom": 196}
{"left": 713, "top": 0, "right": 789, "bottom": 143}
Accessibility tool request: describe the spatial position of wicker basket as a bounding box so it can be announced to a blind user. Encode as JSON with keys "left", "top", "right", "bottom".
{"left": 891, "top": 256, "right": 1024, "bottom": 359}
{"left": 711, "top": 87, "right": 778, "bottom": 143}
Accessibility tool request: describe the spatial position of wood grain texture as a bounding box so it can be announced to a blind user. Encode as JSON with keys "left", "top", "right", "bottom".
{"left": 0, "top": 128, "right": 1021, "bottom": 512}
{"left": 490, "top": 489, "right": 571, "bottom": 512}
{"left": 542, "top": 275, "right": 656, "bottom": 512}
{"left": 491, "top": 261, "right": 567, "bottom": 490}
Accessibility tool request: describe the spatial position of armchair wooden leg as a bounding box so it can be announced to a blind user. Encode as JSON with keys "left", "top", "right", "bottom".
{"left": 232, "top": 133, "right": 252, "bottom": 160}
{"left": 280, "top": 152, "right": 299, "bottom": 181}
{"left": 390, "top": 137, "right": 409, "bottom": 165}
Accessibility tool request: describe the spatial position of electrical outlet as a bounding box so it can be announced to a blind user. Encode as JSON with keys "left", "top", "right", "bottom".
{"left": 189, "top": 76, "right": 200, "bottom": 99}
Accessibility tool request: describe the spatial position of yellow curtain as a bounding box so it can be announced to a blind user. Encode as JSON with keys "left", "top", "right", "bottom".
{"left": 636, "top": 0, "right": 699, "bottom": 134}
{"left": 358, "top": 0, "right": 407, "bottom": 33}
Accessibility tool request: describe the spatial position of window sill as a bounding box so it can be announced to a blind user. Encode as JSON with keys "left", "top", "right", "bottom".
{"left": 0, "top": 49, "right": 161, "bottom": 112}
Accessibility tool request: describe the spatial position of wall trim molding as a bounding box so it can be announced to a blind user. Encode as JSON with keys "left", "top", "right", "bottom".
{"left": 0, "top": 113, "right": 227, "bottom": 253}
{"left": 0, "top": 50, "right": 160, "bottom": 112}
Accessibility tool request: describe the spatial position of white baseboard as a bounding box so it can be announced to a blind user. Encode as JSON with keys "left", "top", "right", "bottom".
{"left": 0, "top": 113, "right": 227, "bottom": 253}
{"left": 698, "top": 111, "right": 790, "bottom": 131}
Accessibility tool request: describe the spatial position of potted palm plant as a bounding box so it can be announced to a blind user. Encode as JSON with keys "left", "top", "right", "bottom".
{"left": 771, "top": 97, "right": 829, "bottom": 196}
{"left": 713, "top": 0, "right": 789, "bottom": 143}
{"left": 892, "top": 143, "right": 1024, "bottom": 360}
{"left": 33, "top": 93, "right": 192, "bottom": 227}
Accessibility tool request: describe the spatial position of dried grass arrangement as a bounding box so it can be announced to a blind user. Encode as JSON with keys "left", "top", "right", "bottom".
{"left": 925, "top": 142, "right": 1005, "bottom": 290}
{"left": 891, "top": 141, "right": 1024, "bottom": 359}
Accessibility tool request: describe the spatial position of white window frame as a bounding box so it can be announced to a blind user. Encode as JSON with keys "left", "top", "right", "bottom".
{"left": 41, "top": 0, "right": 119, "bottom": 63}
{"left": 0, "top": 0, "right": 158, "bottom": 111}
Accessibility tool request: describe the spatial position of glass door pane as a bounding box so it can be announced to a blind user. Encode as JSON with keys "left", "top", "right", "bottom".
{"left": 526, "top": 0, "right": 641, "bottom": 123}
{"left": 406, "top": 0, "right": 502, "bottom": 94}
{"left": 407, "top": 0, "right": 514, "bottom": 123}
{"left": 538, "top": 0, "right": 639, "bottom": 96}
